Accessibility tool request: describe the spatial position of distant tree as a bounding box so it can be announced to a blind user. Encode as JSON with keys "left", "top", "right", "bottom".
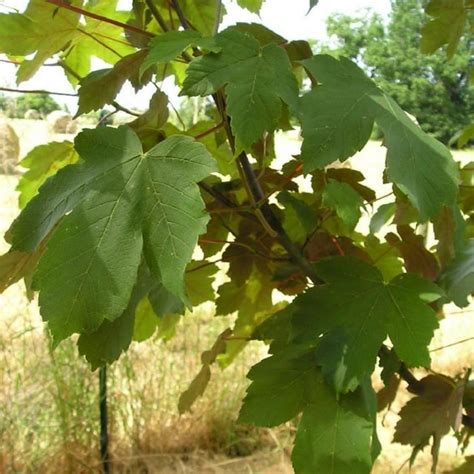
{"left": 321, "top": 0, "right": 473, "bottom": 144}
{"left": 0, "top": 93, "right": 16, "bottom": 117}
{"left": 14, "top": 92, "right": 61, "bottom": 118}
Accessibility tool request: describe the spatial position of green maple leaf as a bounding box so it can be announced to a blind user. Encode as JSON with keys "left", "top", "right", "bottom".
{"left": 181, "top": 0, "right": 225, "bottom": 35}
{"left": 363, "top": 235, "right": 404, "bottom": 282}
{"left": 17, "top": 141, "right": 79, "bottom": 209}
{"left": 76, "top": 50, "right": 148, "bottom": 117}
{"left": 133, "top": 276, "right": 184, "bottom": 343}
{"left": 452, "top": 124, "right": 474, "bottom": 148}
{"left": 10, "top": 126, "right": 215, "bottom": 343}
{"left": 236, "top": 0, "right": 264, "bottom": 13}
{"left": 370, "top": 203, "right": 396, "bottom": 233}
{"left": 140, "top": 30, "right": 220, "bottom": 77}
{"left": 322, "top": 180, "right": 363, "bottom": 231}
{"left": 278, "top": 191, "right": 317, "bottom": 244}
{"left": 78, "top": 263, "right": 184, "bottom": 367}
{"left": 300, "top": 55, "right": 459, "bottom": 219}
{"left": 185, "top": 261, "right": 217, "bottom": 306}
{"left": 0, "top": 13, "right": 40, "bottom": 56}
{"left": 132, "top": 297, "right": 161, "bottom": 343}
{"left": 308, "top": 0, "right": 319, "bottom": 12}
{"left": 182, "top": 28, "right": 298, "bottom": 150}
{"left": 14, "top": 0, "right": 82, "bottom": 83}
{"left": 291, "top": 256, "right": 442, "bottom": 386}
{"left": 239, "top": 346, "right": 378, "bottom": 474}
{"left": 228, "top": 23, "right": 286, "bottom": 46}
{"left": 421, "top": 0, "right": 473, "bottom": 59}
{"left": 77, "top": 264, "right": 153, "bottom": 369}
{"left": 299, "top": 55, "right": 378, "bottom": 172}
{"left": 62, "top": 1, "right": 136, "bottom": 84}
{"left": 0, "top": 1, "right": 135, "bottom": 85}
{"left": 129, "top": 90, "right": 170, "bottom": 151}
{"left": 216, "top": 267, "right": 275, "bottom": 366}
{"left": 292, "top": 383, "right": 378, "bottom": 474}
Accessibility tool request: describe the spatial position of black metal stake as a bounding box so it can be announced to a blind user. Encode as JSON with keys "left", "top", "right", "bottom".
{"left": 99, "top": 366, "right": 110, "bottom": 473}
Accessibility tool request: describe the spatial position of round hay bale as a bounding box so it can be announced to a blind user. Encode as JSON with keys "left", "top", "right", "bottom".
{"left": 24, "top": 109, "right": 41, "bottom": 120}
{"left": 47, "top": 111, "right": 77, "bottom": 134}
{"left": 0, "top": 119, "right": 20, "bottom": 174}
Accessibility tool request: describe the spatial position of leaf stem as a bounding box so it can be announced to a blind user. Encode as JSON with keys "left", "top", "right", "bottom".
{"left": 111, "top": 102, "right": 141, "bottom": 117}
{"left": 194, "top": 121, "right": 224, "bottom": 140}
{"left": 369, "top": 191, "right": 394, "bottom": 204}
{"left": 77, "top": 27, "right": 123, "bottom": 59}
{"left": 45, "top": 0, "right": 153, "bottom": 38}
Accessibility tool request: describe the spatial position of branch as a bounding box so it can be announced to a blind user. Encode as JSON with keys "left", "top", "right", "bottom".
{"left": 238, "top": 152, "right": 320, "bottom": 282}
{"left": 170, "top": 0, "right": 192, "bottom": 30}
{"left": 45, "top": 0, "right": 153, "bottom": 38}
{"left": 145, "top": 0, "right": 169, "bottom": 32}
{"left": 210, "top": 89, "right": 319, "bottom": 282}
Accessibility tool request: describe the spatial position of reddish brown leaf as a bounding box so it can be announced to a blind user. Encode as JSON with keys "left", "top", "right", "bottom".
{"left": 377, "top": 375, "right": 401, "bottom": 412}
{"left": 394, "top": 374, "right": 465, "bottom": 470}
{"left": 304, "top": 231, "right": 371, "bottom": 262}
{"left": 386, "top": 225, "right": 440, "bottom": 280}
{"left": 433, "top": 206, "right": 456, "bottom": 268}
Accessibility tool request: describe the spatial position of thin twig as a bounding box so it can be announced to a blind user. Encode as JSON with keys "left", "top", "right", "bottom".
{"left": 369, "top": 191, "right": 394, "bottom": 204}
{"left": 98, "top": 110, "right": 118, "bottom": 126}
{"left": 0, "top": 58, "right": 59, "bottom": 67}
{"left": 92, "top": 31, "right": 134, "bottom": 48}
{"left": 169, "top": 100, "right": 186, "bottom": 130}
{"left": 45, "top": 0, "right": 153, "bottom": 38}
{"left": 430, "top": 336, "right": 474, "bottom": 353}
{"left": 77, "top": 27, "right": 122, "bottom": 59}
{"left": 194, "top": 121, "right": 224, "bottom": 140}
{"left": 0, "top": 87, "right": 76, "bottom": 97}
{"left": 58, "top": 59, "right": 82, "bottom": 81}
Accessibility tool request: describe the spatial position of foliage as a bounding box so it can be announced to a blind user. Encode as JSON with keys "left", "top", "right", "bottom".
{"left": 0, "top": 1, "right": 472, "bottom": 473}
{"left": 14, "top": 92, "right": 61, "bottom": 118}
{"left": 321, "top": 0, "right": 473, "bottom": 145}
{"left": 0, "top": 92, "right": 60, "bottom": 118}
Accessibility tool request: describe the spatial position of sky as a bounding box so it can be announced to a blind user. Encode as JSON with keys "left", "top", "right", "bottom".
{"left": 0, "top": 0, "right": 391, "bottom": 111}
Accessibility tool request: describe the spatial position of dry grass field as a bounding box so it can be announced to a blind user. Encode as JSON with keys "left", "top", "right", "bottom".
{"left": 0, "top": 120, "right": 472, "bottom": 473}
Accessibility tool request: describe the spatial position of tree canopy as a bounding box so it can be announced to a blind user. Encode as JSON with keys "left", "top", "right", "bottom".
{"left": 321, "top": 0, "right": 473, "bottom": 145}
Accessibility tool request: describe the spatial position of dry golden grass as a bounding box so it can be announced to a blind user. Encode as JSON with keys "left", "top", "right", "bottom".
{"left": 0, "top": 122, "right": 472, "bottom": 473}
